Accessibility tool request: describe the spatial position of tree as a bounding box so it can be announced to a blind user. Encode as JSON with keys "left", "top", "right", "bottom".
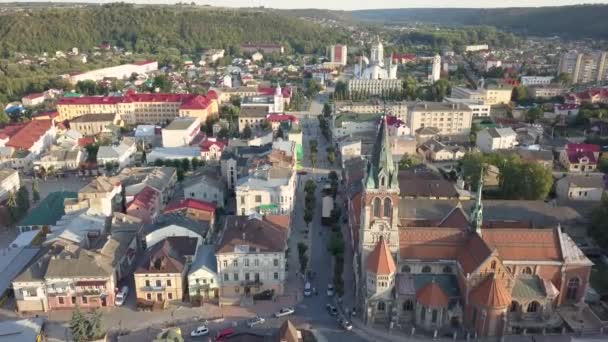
{"left": 70, "top": 309, "right": 89, "bottom": 342}
{"left": 0, "top": 111, "right": 10, "bottom": 125}
{"left": 217, "top": 127, "right": 229, "bottom": 139}
{"left": 326, "top": 147, "right": 336, "bottom": 165}
{"left": 181, "top": 158, "right": 190, "bottom": 172}
{"left": 306, "top": 79, "right": 321, "bottom": 98}
{"left": 230, "top": 95, "right": 241, "bottom": 107}
{"left": 260, "top": 120, "right": 271, "bottom": 132}
{"left": 16, "top": 186, "right": 30, "bottom": 215}
{"left": 32, "top": 177, "right": 41, "bottom": 202}
{"left": 430, "top": 79, "right": 451, "bottom": 101}
{"left": 322, "top": 103, "right": 332, "bottom": 117}
{"left": 525, "top": 107, "right": 543, "bottom": 123}
{"left": 177, "top": 169, "right": 185, "bottom": 182}
{"left": 398, "top": 153, "right": 422, "bottom": 170}
{"left": 512, "top": 86, "right": 529, "bottom": 103}
{"left": 153, "top": 159, "right": 164, "bottom": 167}
{"left": 191, "top": 158, "right": 201, "bottom": 170}
{"left": 590, "top": 194, "right": 608, "bottom": 247}
{"left": 242, "top": 124, "right": 252, "bottom": 139}
{"left": 152, "top": 74, "right": 172, "bottom": 92}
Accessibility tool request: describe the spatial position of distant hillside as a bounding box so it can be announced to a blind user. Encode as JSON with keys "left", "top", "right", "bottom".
{"left": 0, "top": 3, "right": 349, "bottom": 56}
{"left": 351, "top": 5, "right": 608, "bottom": 39}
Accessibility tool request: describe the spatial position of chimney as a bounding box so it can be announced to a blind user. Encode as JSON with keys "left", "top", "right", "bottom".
{"left": 242, "top": 232, "right": 246, "bottom": 240}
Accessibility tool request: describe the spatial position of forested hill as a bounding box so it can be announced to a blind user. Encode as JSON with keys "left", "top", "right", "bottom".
{"left": 0, "top": 3, "right": 349, "bottom": 57}
{"left": 350, "top": 5, "right": 608, "bottom": 39}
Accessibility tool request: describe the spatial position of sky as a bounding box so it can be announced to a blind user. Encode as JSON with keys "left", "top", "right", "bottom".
{"left": 3, "top": 0, "right": 608, "bottom": 11}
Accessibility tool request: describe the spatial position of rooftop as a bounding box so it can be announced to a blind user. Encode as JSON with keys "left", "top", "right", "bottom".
{"left": 165, "top": 117, "right": 199, "bottom": 130}
{"left": 217, "top": 215, "right": 289, "bottom": 254}
{"left": 18, "top": 191, "right": 77, "bottom": 227}
{"left": 70, "top": 113, "right": 117, "bottom": 123}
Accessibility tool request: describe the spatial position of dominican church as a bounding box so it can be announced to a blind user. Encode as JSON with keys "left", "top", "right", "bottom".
{"left": 352, "top": 117, "right": 593, "bottom": 338}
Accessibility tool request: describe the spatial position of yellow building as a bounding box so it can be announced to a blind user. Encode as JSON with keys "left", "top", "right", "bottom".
{"left": 134, "top": 236, "right": 198, "bottom": 305}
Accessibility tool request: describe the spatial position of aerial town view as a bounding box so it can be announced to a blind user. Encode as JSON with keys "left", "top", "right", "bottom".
{"left": 1, "top": 0, "right": 608, "bottom": 341}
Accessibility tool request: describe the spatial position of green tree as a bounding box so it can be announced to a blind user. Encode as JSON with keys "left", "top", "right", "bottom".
{"left": 590, "top": 194, "right": 608, "bottom": 247}
{"left": 322, "top": 103, "right": 332, "bottom": 117}
{"left": 0, "top": 111, "right": 10, "bottom": 124}
{"left": 177, "top": 169, "right": 185, "bottom": 182}
{"left": 70, "top": 308, "right": 89, "bottom": 342}
{"left": 398, "top": 153, "right": 422, "bottom": 170}
{"left": 32, "top": 177, "right": 40, "bottom": 202}
{"left": 191, "top": 158, "right": 201, "bottom": 170}
{"left": 181, "top": 158, "right": 190, "bottom": 172}
{"left": 306, "top": 79, "right": 321, "bottom": 98}
{"left": 16, "top": 186, "right": 30, "bottom": 215}
{"left": 430, "top": 79, "right": 451, "bottom": 101}
{"left": 260, "top": 120, "right": 271, "bottom": 132}
{"left": 242, "top": 124, "right": 252, "bottom": 139}
{"left": 525, "top": 107, "right": 543, "bottom": 123}
{"left": 153, "top": 159, "right": 164, "bottom": 167}
{"left": 152, "top": 74, "right": 172, "bottom": 92}
{"left": 326, "top": 147, "right": 336, "bottom": 165}
{"left": 230, "top": 95, "right": 242, "bottom": 107}
{"left": 512, "top": 86, "right": 529, "bottom": 103}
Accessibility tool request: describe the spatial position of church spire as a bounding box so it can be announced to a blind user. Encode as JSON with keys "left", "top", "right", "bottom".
{"left": 365, "top": 116, "right": 396, "bottom": 190}
{"left": 470, "top": 167, "right": 484, "bottom": 235}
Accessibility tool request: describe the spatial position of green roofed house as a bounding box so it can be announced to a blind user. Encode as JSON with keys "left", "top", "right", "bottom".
{"left": 18, "top": 191, "right": 77, "bottom": 233}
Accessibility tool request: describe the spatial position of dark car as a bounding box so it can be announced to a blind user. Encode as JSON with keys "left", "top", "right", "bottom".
{"left": 326, "top": 304, "right": 338, "bottom": 316}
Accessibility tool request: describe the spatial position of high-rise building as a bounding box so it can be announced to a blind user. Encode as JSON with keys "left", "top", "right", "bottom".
{"left": 329, "top": 44, "right": 347, "bottom": 66}
{"left": 558, "top": 51, "right": 608, "bottom": 84}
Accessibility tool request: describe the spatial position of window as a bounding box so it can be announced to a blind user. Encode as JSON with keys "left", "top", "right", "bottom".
{"left": 167, "top": 279, "right": 172, "bottom": 287}
{"left": 273, "top": 259, "right": 279, "bottom": 267}
{"left": 471, "top": 308, "right": 477, "bottom": 325}
{"left": 421, "top": 307, "right": 426, "bottom": 321}
{"left": 244, "top": 259, "right": 250, "bottom": 267}
{"left": 442, "top": 266, "right": 452, "bottom": 274}
{"left": 527, "top": 301, "right": 539, "bottom": 313}
{"left": 377, "top": 301, "right": 386, "bottom": 311}
{"left": 422, "top": 266, "right": 431, "bottom": 273}
{"left": 156, "top": 280, "right": 162, "bottom": 287}
{"left": 224, "top": 273, "right": 229, "bottom": 281}
{"left": 566, "top": 277, "right": 580, "bottom": 301}
{"left": 383, "top": 198, "right": 392, "bottom": 217}
{"left": 223, "top": 260, "right": 228, "bottom": 268}
{"left": 380, "top": 176, "right": 386, "bottom": 187}
{"left": 490, "top": 261, "right": 497, "bottom": 270}
{"left": 509, "top": 301, "right": 519, "bottom": 313}
{"left": 82, "top": 296, "right": 88, "bottom": 304}
{"left": 147, "top": 293, "right": 152, "bottom": 300}
{"left": 233, "top": 259, "right": 238, "bottom": 267}
{"left": 210, "top": 279, "right": 214, "bottom": 284}
{"left": 522, "top": 267, "right": 533, "bottom": 275}
{"left": 145, "top": 280, "right": 150, "bottom": 287}
{"left": 431, "top": 309, "right": 438, "bottom": 323}
{"left": 240, "top": 196, "right": 245, "bottom": 204}
{"left": 157, "top": 293, "right": 163, "bottom": 301}
{"left": 168, "top": 293, "right": 173, "bottom": 300}
{"left": 402, "top": 265, "right": 411, "bottom": 273}
{"left": 234, "top": 273, "right": 239, "bottom": 281}
{"left": 254, "top": 259, "right": 259, "bottom": 267}
{"left": 274, "top": 272, "right": 279, "bottom": 280}
{"left": 255, "top": 195, "right": 262, "bottom": 203}
{"left": 373, "top": 198, "right": 381, "bottom": 218}
{"left": 245, "top": 273, "right": 250, "bottom": 281}
{"left": 402, "top": 300, "right": 413, "bottom": 311}
{"left": 71, "top": 296, "right": 76, "bottom": 304}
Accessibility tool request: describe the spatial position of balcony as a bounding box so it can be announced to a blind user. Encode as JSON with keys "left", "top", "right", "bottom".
{"left": 141, "top": 285, "right": 166, "bottom": 292}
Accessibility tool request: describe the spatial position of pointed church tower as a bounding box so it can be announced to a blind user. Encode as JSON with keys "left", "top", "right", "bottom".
{"left": 273, "top": 83, "right": 284, "bottom": 113}
{"left": 469, "top": 168, "right": 484, "bottom": 236}
{"left": 360, "top": 116, "right": 400, "bottom": 278}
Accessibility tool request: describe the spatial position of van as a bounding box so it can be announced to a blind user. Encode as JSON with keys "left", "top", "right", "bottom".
{"left": 115, "top": 286, "right": 129, "bottom": 306}
{"left": 215, "top": 327, "right": 235, "bottom": 341}
{"left": 303, "top": 282, "right": 312, "bottom": 297}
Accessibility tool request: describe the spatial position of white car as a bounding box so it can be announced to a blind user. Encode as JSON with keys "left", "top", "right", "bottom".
{"left": 303, "top": 282, "right": 312, "bottom": 297}
{"left": 274, "top": 307, "right": 295, "bottom": 318}
{"left": 190, "top": 326, "right": 209, "bottom": 337}
{"left": 326, "top": 284, "right": 334, "bottom": 297}
{"left": 114, "top": 286, "right": 129, "bottom": 306}
{"left": 247, "top": 316, "right": 265, "bottom": 328}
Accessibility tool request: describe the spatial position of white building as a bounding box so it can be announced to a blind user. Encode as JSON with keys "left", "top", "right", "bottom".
{"left": 21, "top": 93, "right": 46, "bottom": 107}
{"left": 182, "top": 173, "right": 226, "bottom": 208}
{"left": 407, "top": 102, "right": 473, "bottom": 136}
{"left": 444, "top": 98, "right": 490, "bottom": 117}
{"left": 251, "top": 52, "right": 263, "bottom": 62}
{"left": 329, "top": 44, "right": 347, "bottom": 66}
{"left": 0, "top": 168, "right": 20, "bottom": 202}
{"left": 465, "top": 44, "right": 489, "bottom": 52}
{"left": 338, "top": 139, "right": 362, "bottom": 168}
{"left": 162, "top": 117, "right": 201, "bottom": 148}
{"left": 148, "top": 147, "right": 201, "bottom": 163}
{"left": 431, "top": 54, "right": 441, "bottom": 82}
{"left": 476, "top": 127, "right": 518, "bottom": 153}
{"left": 203, "top": 49, "right": 225, "bottom": 63}
{"left": 188, "top": 245, "right": 219, "bottom": 300}
{"left": 485, "top": 59, "right": 502, "bottom": 72}
{"left": 521, "top": 76, "right": 554, "bottom": 86}
{"left": 556, "top": 174, "right": 605, "bottom": 202}
{"left": 236, "top": 166, "right": 296, "bottom": 215}
{"left": 33, "top": 148, "right": 83, "bottom": 172}
{"left": 97, "top": 138, "right": 137, "bottom": 170}
{"left": 354, "top": 37, "right": 397, "bottom": 81}
{"left": 347, "top": 79, "right": 403, "bottom": 97}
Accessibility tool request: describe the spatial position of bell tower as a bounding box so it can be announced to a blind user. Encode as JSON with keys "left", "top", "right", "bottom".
{"left": 360, "top": 116, "right": 400, "bottom": 275}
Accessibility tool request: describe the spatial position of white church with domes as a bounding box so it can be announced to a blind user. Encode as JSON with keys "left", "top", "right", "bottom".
{"left": 355, "top": 37, "right": 398, "bottom": 80}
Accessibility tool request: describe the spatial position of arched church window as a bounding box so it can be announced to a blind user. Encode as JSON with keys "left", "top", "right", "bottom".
{"left": 373, "top": 198, "right": 381, "bottom": 218}
{"left": 526, "top": 301, "right": 539, "bottom": 313}
{"left": 380, "top": 176, "right": 385, "bottom": 187}
{"left": 377, "top": 301, "right": 386, "bottom": 311}
{"left": 522, "top": 267, "right": 532, "bottom": 275}
{"left": 566, "top": 277, "right": 580, "bottom": 301}
{"left": 442, "top": 266, "right": 452, "bottom": 274}
{"left": 383, "top": 198, "right": 392, "bottom": 218}
{"left": 403, "top": 300, "right": 414, "bottom": 311}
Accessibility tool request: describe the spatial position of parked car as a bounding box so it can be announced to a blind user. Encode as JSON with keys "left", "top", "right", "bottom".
{"left": 304, "top": 282, "right": 312, "bottom": 297}
{"left": 115, "top": 286, "right": 129, "bottom": 306}
{"left": 247, "top": 316, "right": 266, "bottom": 328}
{"left": 297, "top": 171, "right": 308, "bottom": 175}
{"left": 326, "top": 304, "right": 338, "bottom": 316}
{"left": 326, "top": 284, "right": 334, "bottom": 297}
{"left": 253, "top": 289, "right": 274, "bottom": 300}
{"left": 215, "top": 328, "right": 235, "bottom": 341}
{"left": 190, "top": 326, "right": 209, "bottom": 337}
{"left": 274, "top": 307, "right": 295, "bottom": 318}
{"left": 339, "top": 318, "right": 353, "bottom": 331}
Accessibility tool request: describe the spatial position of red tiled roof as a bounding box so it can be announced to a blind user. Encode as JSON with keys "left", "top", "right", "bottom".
{"left": 266, "top": 114, "right": 296, "bottom": 122}
{"left": 481, "top": 228, "right": 562, "bottom": 261}
{"left": 416, "top": 281, "right": 449, "bottom": 307}
{"left": 78, "top": 137, "right": 96, "bottom": 147}
{"left": 3, "top": 119, "right": 53, "bottom": 150}
{"left": 199, "top": 138, "right": 226, "bottom": 152}
{"left": 366, "top": 236, "right": 396, "bottom": 275}
{"left": 207, "top": 90, "right": 218, "bottom": 100}
{"left": 164, "top": 198, "right": 216, "bottom": 214}
{"left": 57, "top": 93, "right": 216, "bottom": 107}
{"left": 565, "top": 143, "right": 600, "bottom": 164}
{"left": 399, "top": 228, "right": 466, "bottom": 261}
{"left": 128, "top": 186, "right": 158, "bottom": 210}
{"left": 349, "top": 192, "right": 362, "bottom": 248}
{"left": 469, "top": 274, "right": 511, "bottom": 308}
{"left": 57, "top": 96, "right": 123, "bottom": 106}
{"left": 264, "top": 215, "right": 291, "bottom": 230}
{"left": 457, "top": 234, "right": 493, "bottom": 275}
{"left": 393, "top": 53, "right": 416, "bottom": 61}
{"left": 179, "top": 95, "right": 212, "bottom": 110}
{"left": 258, "top": 86, "right": 292, "bottom": 98}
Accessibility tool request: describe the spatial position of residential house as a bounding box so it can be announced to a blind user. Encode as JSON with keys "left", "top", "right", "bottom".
{"left": 120, "top": 167, "right": 177, "bottom": 207}
{"left": 556, "top": 174, "right": 606, "bottom": 202}
{"left": 418, "top": 138, "right": 466, "bottom": 162}
{"left": 182, "top": 171, "right": 226, "bottom": 208}
{"left": 236, "top": 165, "right": 296, "bottom": 215}
{"left": 134, "top": 236, "right": 198, "bottom": 305}
{"left": 22, "top": 93, "right": 46, "bottom": 107}
{"left": 0, "top": 168, "right": 20, "bottom": 202}
{"left": 188, "top": 245, "right": 219, "bottom": 301}
{"left": 238, "top": 107, "right": 269, "bottom": 133}
{"left": 476, "top": 127, "right": 518, "bottom": 153}
{"left": 77, "top": 176, "right": 122, "bottom": 216}
{"left": 216, "top": 215, "right": 289, "bottom": 305}
{"left": 559, "top": 143, "right": 601, "bottom": 172}
{"left": 108, "top": 213, "right": 144, "bottom": 280}
{"left": 499, "top": 149, "right": 554, "bottom": 170}
{"left": 33, "top": 148, "right": 83, "bottom": 172}
{"left": 554, "top": 104, "right": 580, "bottom": 117}
{"left": 97, "top": 138, "right": 137, "bottom": 170}
{"left": 200, "top": 138, "right": 225, "bottom": 161}
{"left": 144, "top": 212, "right": 209, "bottom": 249}
{"left": 126, "top": 186, "right": 162, "bottom": 224}
{"left": 337, "top": 138, "right": 362, "bottom": 168}
{"left": 163, "top": 198, "right": 216, "bottom": 227}
{"left": 70, "top": 113, "right": 120, "bottom": 136}
{"left": 0, "top": 120, "right": 56, "bottom": 159}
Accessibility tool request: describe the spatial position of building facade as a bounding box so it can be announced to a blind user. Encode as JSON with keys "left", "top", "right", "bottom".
{"left": 558, "top": 51, "right": 608, "bottom": 84}
{"left": 407, "top": 102, "right": 473, "bottom": 136}
{"left": 476, "top": 128, "right": 518, "bottom": 153}
{"left": 329, "top": 44, "right": 348, "bottom": 66}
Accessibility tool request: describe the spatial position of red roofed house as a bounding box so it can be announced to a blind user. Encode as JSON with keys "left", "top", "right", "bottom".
{"left": 164, "top": 198, "right": 216, "bottom": 227}
{"left": 126, "top": 186, "right": 161, "bottom": 224}
{"left": 199, "top": 138, "right": 226, "bottom": 161}
{"left": 0, "top": 120, "right": 56, "bottom": 169}
{"left": 355, "top": 118, "right": 593, "bottom": 337}
{"left": 266, "top": 114, "right": 298, "bottom": 132}
{"left": 392, "top": 53, "right": 417, "bottom": 64}
{"left": 559, "top": 143, "right": 601, "bottom": 172}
